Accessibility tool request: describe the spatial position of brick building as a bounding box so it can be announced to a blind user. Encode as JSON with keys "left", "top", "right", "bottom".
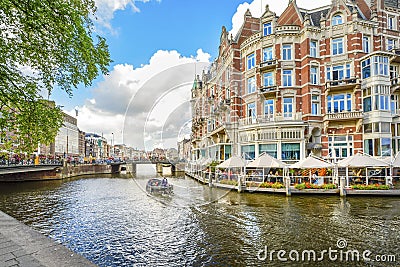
{"left": 191, "top": 0, "right": 400, "bottom": 163}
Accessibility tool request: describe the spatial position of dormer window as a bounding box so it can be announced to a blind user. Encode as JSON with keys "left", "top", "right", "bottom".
{"left": 332, "top": 14, "right": 343, "bottom": 26}
{"left": 263, "top": 22, "right": 272, "bottom": 36}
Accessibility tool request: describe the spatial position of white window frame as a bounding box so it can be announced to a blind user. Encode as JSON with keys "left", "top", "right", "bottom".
{"left": 310, "top": 66, "right": 318, "bottom": 85}
{"left": 310, "top": 40, "right": 318, "bottom": 57}
{"left": 311, "top": 94, "right": 320, "bottom": 115}
{"left": 332, "top": 14, "right": 343, "bottom": 26}
{"left": 387, "top": 39, "right": 395, "bottom": 51}
{"left": 263, "top": 72, "right": 274, "bottom": 87}
{"left": 247, "top": 76, "right": 256, "bottom": 94}
{"left": 283, "top": 97, "right": 294, "bottom": 118}
{"left": 363, "top": 35, "right": 370, "bottom": 53}
{"left": 327, "top": 93, "right": 352, "bottom": 113}
{"left": 328, "top": 135, "right": 353, "bottom": 159}
{"left": 282, "top": 70, "right": 293, "bottom": 87}
{"left": 332, "top": 37, "right": 344, "bottom": 55}
{"left": 264, "top": 99, "right": 274, "bottom": 118}
{"left": 247, "top": 53, "right": 255, "bottom": 70}
{"left": 282, "top": 44, "right": 292, "bottom": 60}
{"left": 388, "top": 15, "right": 396, "bottom": 30}
{"left": 263, "top": 46, "right": 273, "bottom": 62}
{"left": 263, "top": 22, "right": 273, "bottom": 36}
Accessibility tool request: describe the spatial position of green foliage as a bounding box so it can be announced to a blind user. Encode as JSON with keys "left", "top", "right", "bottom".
{"left": 295, "top": 183, "right": 337, "bottom": 190}
{"left": 259, "top": 182, "right": 285, "bottom": 189}
{"left": 351, "top": 184, "right": 390, "bottom": 190}
{"left": 0, "top": 0, "right": 111, "bottom": 153}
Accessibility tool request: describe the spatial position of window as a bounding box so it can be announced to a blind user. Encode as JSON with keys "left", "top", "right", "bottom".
{"left": 363, "top": 36, "right": 370, "bottom": 53}
{"left": 391, "top": 95, "right": 398, "bottom": 114}
{"left": 387, "top": 39, "right": 395, "bottom": 51}
{"left": 310, "top": 40, "right": 318, "bottom": 57}
{"left": 332, "top": 38, "right": 344, "bottom": 55}
{"left": 332, "top": 14, "right": 343, "bottom": 26}
{"left": 310, "top": 66, "right": 318, "bottom": 84}
{"left": 364, "top": 138, "right": 391, "bottom": 156}
{"left": 264, "top": 99, "right": 274, "bottom": 118}
{"left": 361, "top": 56, "right": 389, "bottom": 79}
{"left": 328, "top": 135, "right": 353, "bottom": 159}
{"left": 282, "top": 44, "right": 292, "bottom": 60}
{"left": 247, "top": 53, "right": 255, "bottom": 70}
{"left": 326, "top": 64, "right": 351, "bottom": 81}
{"left": 283, "top": 97, "right": 294, "bottom": 118}
{"left": 247, "top": 76, "right": 256, "bottom": 94}
{"left": 259, "top": 144, "right": 277, "bottom": 158}
{"left": 362, "top": 59, "right": 371, "bottom": 79}
{"left": 263, "top": 72, "right": 274, "bottom": 86}
{"left": 226, "top": 87, "right": 230, "bottom": 99}
{"left": 263, "top": 22, "right": 272, "bottom": 36}
{"left": 311, "top": 94, "right": 320, "bottom": 115}
{"left": 327, "top": 94, "right": 351, "bottom": 113}
{"left": 247, "top": 102, "right": 256, "bottom": 123}
{"left": 363, "top": 87, "right": 372, "bottom": 112}
{"left": 242, "top": 145, "right": 255, "bottom": 160}
{"left": 388, "top": 15, "right": 396, "bottom": 30}
{"left": 263, "top": 46, "right": 273, "bottom": 62}
{"left": 363, "top": 86, "right": 390, "bottom": 111}
{"left": 283, "top": 70, "right": 293, "bottom": 87}
{"left": 281, "top": 143, "right": 300, "bottom": 161}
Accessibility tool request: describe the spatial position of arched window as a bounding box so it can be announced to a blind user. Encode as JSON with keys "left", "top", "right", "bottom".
{"left": 332, "top": 14, "right": 343, "bottom": 26}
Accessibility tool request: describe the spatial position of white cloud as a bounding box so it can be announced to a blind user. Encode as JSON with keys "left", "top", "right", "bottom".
{"left": 94, "top": 0, "right": 160, "bottom": 31}
{"left": 73, "top": 49, "right": 210, "bottom": 149}
{"left": 229, "top": 0, "right": 332, "bottom": 37}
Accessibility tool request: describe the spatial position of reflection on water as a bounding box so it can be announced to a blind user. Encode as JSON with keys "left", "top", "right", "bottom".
{"left": 0, "top": 165, "right": 399, "bottom": 266}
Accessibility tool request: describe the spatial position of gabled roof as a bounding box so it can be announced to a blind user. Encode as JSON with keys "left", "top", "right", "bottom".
{"left": 277, "top": 0, "right": 303, "bottom": 26}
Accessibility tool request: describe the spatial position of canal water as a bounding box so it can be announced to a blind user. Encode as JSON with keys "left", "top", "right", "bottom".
{"left": 0, "top": 165, "right": 399, "bottom": 266}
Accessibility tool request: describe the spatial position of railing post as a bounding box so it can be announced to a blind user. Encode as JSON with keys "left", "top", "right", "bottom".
{"left": 340, "top": 176, "right": 347, "bottom": 197}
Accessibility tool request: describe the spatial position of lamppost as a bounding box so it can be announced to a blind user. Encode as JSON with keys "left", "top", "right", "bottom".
{"left": 111, "top": 132, "right": 114, "bottom": 158}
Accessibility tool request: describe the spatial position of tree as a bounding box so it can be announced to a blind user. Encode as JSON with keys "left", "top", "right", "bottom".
{"left": 0, "top": 0, "right": 111, "bottom": 154}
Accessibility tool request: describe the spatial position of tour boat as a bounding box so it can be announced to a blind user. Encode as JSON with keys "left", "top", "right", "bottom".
{"left": 146, "top": 178, "right": 173, "bottom": 194}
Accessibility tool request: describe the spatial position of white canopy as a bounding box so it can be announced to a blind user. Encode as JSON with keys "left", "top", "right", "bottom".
{"left": 216, "top": 156, "right": 246, "bottom": 168}
{"left": 337, "top": 153, "right": 389, "bottom": 168}
{"left": 390, "top": 152, "right": 400, "bottom": 168}
{"left": 290, "top": 155, "right": 333, "bottom": 169}
{"left": 246, "top": 153, "right": 287, "bottom": 168}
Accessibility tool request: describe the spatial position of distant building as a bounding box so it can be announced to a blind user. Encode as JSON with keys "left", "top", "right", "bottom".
{"left": 85, "top": 133, "right": 107, "bottom": 158}
{"left": 178, "top": 138, "right": 191, "bottom": 161}
{"left": 54, "top": 112, "right": 79, "bottom": 157}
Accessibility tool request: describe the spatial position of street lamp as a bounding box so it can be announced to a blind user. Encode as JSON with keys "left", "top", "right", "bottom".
{"left": 111, "top": 132, "right": 114, "bottom": 158}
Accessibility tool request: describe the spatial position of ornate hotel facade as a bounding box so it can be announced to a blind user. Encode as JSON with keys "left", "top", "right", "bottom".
{"left": 191, "top": 0, "right": 400, "bottom": 163}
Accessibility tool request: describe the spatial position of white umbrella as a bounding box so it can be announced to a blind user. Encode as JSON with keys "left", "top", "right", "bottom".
{"left": 216, "top": 156, "right": 246, "bottom": 168}
{"left": 246, "top": 153, "right": 287, "bottom": 183}
{"left": 337, "top": 153, "right": 389, "bottom": 186}
{"left": 290, "top": 155, "right": 333, "bottom": 169}
{"left": 246, "top": 153, "right": 287, "bottom": 168}
{"left": 337, "top": 153, "right": 389, "bottom": 168}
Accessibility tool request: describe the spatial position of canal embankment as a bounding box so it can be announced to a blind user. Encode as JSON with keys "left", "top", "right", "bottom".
{"left": 0, "top": 210, "right": 96, "bottom": 267}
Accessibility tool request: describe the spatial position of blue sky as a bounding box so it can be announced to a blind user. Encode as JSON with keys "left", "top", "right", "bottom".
{"left": 53, "top": 0, "right": 331, "bottom": 149}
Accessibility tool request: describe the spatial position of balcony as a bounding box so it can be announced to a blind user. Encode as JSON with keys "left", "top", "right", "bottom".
{"left": 325, "top": 77, "right": 358, "bottom": 90}
{"left": 239, "top": 112, "right": 303, "bottom": 126}
{"left": 259, "top": 85, "right": 278, "bottom": 94}
{"left": 258, "top": 59, "right": 278, "bottom": 71}
{"left": 323, "top": 111, "right": 363, "bottom": 121}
